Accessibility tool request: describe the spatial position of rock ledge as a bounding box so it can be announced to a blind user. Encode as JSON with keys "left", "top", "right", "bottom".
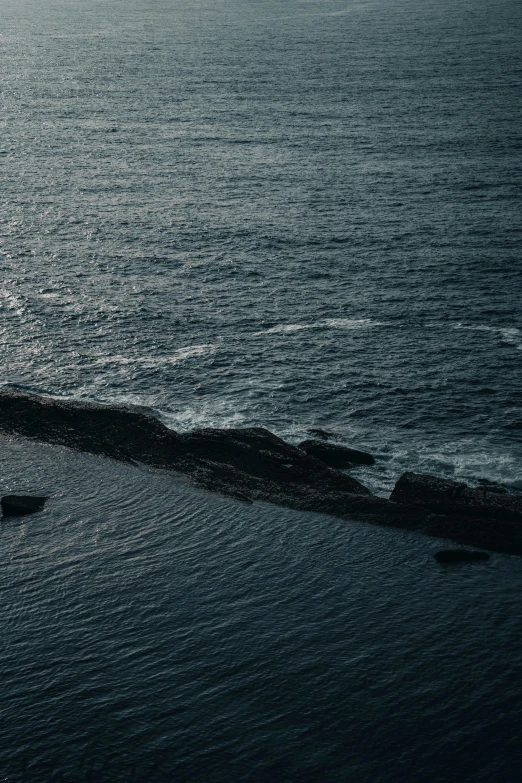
{"left": 0, "top": 389, "right": 520, "bottom": 556}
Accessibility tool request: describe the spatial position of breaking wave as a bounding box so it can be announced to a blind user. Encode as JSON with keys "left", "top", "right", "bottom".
{"left": 253, "top": 318, "right": 386, "bottom": 336}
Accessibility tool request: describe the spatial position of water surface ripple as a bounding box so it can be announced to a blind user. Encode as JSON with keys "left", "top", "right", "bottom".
{"left": 0, "top": 0, "right": 520, "bottom": 492}
{"left": 1, "top": 0, "right": 521, "bottom": 778}
{"left": 1, "top": 439, "right": 522, "bottom": 781}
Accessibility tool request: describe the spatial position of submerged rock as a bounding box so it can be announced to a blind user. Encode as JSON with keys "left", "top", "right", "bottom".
{"left": 434, "top": 549, "right": 490, "bottom": 564}
{"left": 298, "top": 439, "right": 375, "bottom": 468}
{"left": 307, "top": 428, "right": 335, "bottom": 441}
{"left": 1, "top": 495, "right": 47, "bottom": 517}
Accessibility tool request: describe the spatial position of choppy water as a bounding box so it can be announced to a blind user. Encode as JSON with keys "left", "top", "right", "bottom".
{"left": 1, "top": 0, "right": 521, "bottom": 779}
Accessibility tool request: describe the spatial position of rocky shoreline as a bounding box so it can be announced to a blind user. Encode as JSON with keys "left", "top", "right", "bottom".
{"left": 0, "top": 388, "right": 520, "bottom": 556}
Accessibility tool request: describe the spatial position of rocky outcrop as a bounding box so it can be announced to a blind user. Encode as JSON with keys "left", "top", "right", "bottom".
{"left": 175, "top": 426, "right": 377, "bottom": 509}
{"left": 0, "top": 388, "right": 385, "bottom": 519}
{"left": 390, "top": 472, "right": 522, "bottom": 555}
{"left": 390, "top": 472, "right": 522, "bottom": 522}
{"left": 434, "top": 550, "right": 490, "bottom": 564}
{"left": 298, "top": 440, "right": 376, "bottom": 468}
{"left": 477, "top": 478, "right": 508, "bottom": 494}
{"left": 0, "top": 389, "right": 520, "bottom": 556}
{"left": 1, "top": 495, "right": 47, "bottom": 517}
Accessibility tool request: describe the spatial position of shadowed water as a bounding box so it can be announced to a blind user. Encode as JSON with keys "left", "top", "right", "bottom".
{"left": 1, "top": 438, "right": 522, "bottom": 782}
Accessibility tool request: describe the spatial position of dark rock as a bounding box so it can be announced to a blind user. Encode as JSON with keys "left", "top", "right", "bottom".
{"left": 178, "top": 426, "right": 372, "bottom": 499}
{"left": 1, "top": 388, "right": 521, "bottom": 557}
{"left": 389, "top": 472, "right": 522, "bottom": 555}
{"left": 307, "top": 428, "right": 335, "bottom": 441}
{"left": 0, "top": 388, "right": 371, "bottom": 510}
{"left": 390, "top": 472, "right": 522, "bottom": 522}
{"left": 298, "top": 439, "right": 375, "bottom": 468}
{"left": 1, "top": 495, "right": 47, "bottom": 517}
{"left": 391, "top": 472, "right": 464, "bottom": 507}
{"left": 477, "top": 478, "right": 508, "bottom": 494}
{"left": 434, "top": 549, "right": 490, "bottom": 564}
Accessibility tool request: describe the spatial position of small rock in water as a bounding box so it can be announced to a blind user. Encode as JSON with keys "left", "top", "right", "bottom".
{"left": 434, "top": 549, "right": 490, "bottom": 564}
{"left": 307, "top": 428, "right": 335, "bottom": 441}
{"left": 1, "top": 495, "right": 48, "bottom": 517}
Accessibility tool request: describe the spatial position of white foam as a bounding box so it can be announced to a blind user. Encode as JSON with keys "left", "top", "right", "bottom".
{"left": 323, "top": 318, "right": 384, "bottom": 329}
{"left": 162, "top": 400, "right": 247, "bottom": 432}
{"left": 254, "top": 318, "right": 384, "bottom": 337}
{"left": 376, "top": 442, "right": 522, "bottom": 495}
{"left": 0, "top": 287, "right": 27, "bottom": 317}
{"left": 499, "top": 328, "right": 522, "bottom": 350}
{"left": 90, "top": 344, "right": 216, "bottom": 370}
{"left": 452, "top": 323, "right": 522, "bottom": 351}
{"left": 259, "top": 324, "right": 311, "bottom": 335}
{"left": 169, "top": 344, "right": 216, "bottom": 363}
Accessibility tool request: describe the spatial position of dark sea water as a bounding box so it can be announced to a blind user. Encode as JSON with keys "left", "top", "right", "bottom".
{"left": 1, "top": 0, "right": 521, "bottom": 779}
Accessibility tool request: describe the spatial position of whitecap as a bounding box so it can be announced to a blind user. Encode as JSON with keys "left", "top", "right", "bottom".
{"left": 322, "top": 318, "right": 385, "bottom": 329}
{"left": 168, "top": 344, "right": 216, "bottom": 363}
{"left": 452, "top": 323, "right": 522, "bottom": 350}
{"left": 162, "top": 401, "right": 247, "bottom": 432}
{"left": 0, "top": 287, "right": 27, "bottom": 317}
{"left": 253, "top": 318, "right": 384, "bottom": 336}
{"left": 377, "top": 442, "right": 522, "bottom": 496}
{"left": 258, "top": 324, "right": 311, "bottom": 335}
{"left": 89, "top": 344, "right": 216, "bottom": 370}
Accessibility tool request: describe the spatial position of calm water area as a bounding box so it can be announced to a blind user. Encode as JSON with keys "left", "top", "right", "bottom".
{"left": 1, "top": 0, "right": 521, "bottom": 779}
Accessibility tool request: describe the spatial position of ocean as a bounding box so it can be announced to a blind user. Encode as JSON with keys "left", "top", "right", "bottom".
{"left": 1, "top": 0, "right": 521, "bottom": 779}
